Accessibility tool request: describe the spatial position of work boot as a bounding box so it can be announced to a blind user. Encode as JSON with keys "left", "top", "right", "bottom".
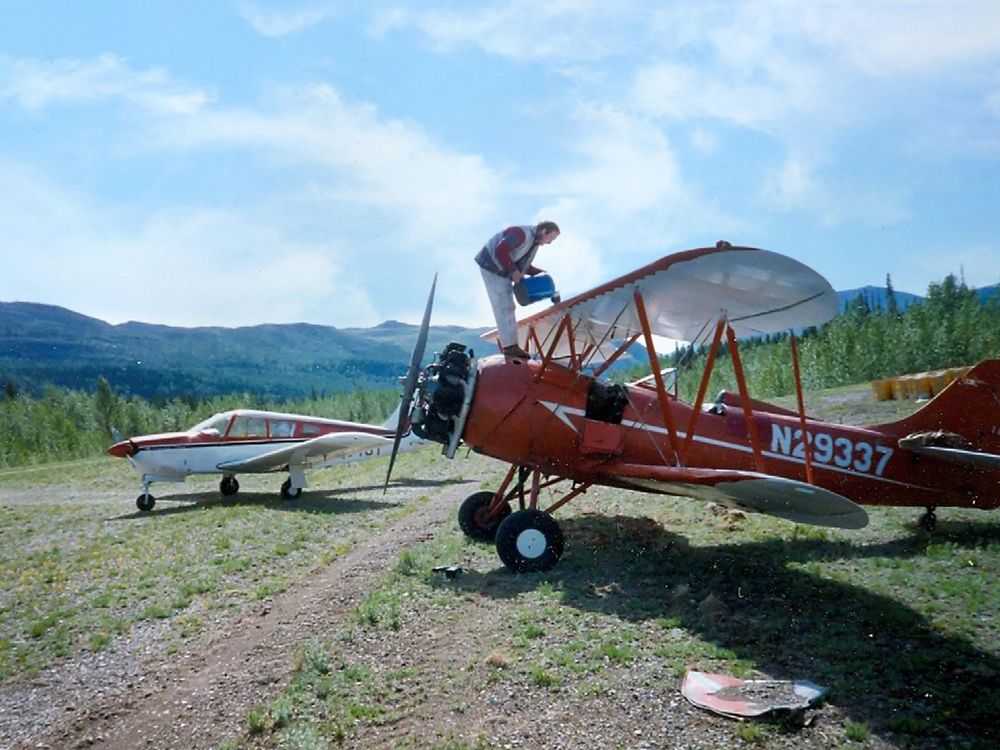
{"left": 502, "top": 344, "right": 530, "bottom": 359}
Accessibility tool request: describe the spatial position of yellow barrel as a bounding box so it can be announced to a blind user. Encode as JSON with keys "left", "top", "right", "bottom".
{"left": 871, "top": 378, "right": 894, "bottom": 401}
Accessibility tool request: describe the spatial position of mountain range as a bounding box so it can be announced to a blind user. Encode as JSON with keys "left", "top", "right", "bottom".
{"left": 0, "top": 301, "right": 490, "bottom": 400}
{"left": 3, "top": 281, "right": 998, "bottom": 400}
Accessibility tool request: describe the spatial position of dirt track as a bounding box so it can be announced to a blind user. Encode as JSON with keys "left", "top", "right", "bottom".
{"left": 4, "top": 474, "right": 473, "bottom": 750}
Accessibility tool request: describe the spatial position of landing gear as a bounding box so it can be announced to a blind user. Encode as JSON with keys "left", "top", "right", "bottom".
{"left": 919, "top": 506, "right": 937, "bottom": 532}
{"left": 220, "top": 476, "right": 239, "bottom": 497}
{"left": 458, "top": 491, "right": 511, "bottom": 542}
{"left": 495, "top": 509, "right": 564, "bottom": 573}
{"left": 281, "top": 478, "right": 302, "bottom": 500}
{"left": 136, "top": 493, "right": 156, "bottom": 512}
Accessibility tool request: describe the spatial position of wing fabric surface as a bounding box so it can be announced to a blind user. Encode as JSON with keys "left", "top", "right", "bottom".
{"left": 599, "top": 463, "right": 869, "bottom": 529}
{"left": 484, "top": 245, "right": 838, "bottom": 362}
{"left": 216, "top": 432, "right": 393, "bottom": 473}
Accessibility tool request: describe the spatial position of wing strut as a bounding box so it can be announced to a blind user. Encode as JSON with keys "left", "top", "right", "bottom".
{"left": 633, "top": 289, "right": 683, "bottom": 467}
{"left": 726, "top": 324, "right": 766, "bottom": 472}
{"left": 790, "top": 333, "right": 815, "bottom": 484}
{"left": 682, "top": 316, "right": 728, "bottom": 460}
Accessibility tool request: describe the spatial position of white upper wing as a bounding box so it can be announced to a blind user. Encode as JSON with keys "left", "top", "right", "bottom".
{"left": 216, "top": 432, "right": 393, "bottom": 473}
{"left": 484, "top": 245, "right": 838, "bottom": 361}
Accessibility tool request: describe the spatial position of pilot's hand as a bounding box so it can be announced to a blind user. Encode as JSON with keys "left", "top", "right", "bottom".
{"left": 511, "top": 270, "right": 524, "bottom": 283}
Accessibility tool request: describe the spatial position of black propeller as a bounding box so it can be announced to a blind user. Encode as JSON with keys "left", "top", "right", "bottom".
{"left": 383, "top": 273, "right": 436, "bottom": 493}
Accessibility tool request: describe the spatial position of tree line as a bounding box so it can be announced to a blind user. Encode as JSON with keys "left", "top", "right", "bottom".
{"left": 0, "top": 380, "right": 399, "bottom": 469}
{"left": 620, "top": 273, "right": 1000, "bottom": 402}
{"left": 3, "top": 274, "right": 997, "bottom": 469}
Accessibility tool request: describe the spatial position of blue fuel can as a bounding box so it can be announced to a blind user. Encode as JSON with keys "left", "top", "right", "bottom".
{"left": 514, "top": 273, "right": 559, "bottom": 306}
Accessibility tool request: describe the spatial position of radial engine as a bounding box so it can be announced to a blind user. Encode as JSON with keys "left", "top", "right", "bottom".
{"left": 410, "top": 342, "right": 477, "bottom": 457}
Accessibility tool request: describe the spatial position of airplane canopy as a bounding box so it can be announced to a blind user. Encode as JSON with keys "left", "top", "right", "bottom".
{"left": 483, "top": 244, "right": 838, "bottom": 362}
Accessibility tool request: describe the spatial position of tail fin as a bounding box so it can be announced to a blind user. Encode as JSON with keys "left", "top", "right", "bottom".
{"left": 381, "top": 402, "right": 403, "bottom": 431}
{"left": 875, "top": 358, "right": 1000, "bottom": 453}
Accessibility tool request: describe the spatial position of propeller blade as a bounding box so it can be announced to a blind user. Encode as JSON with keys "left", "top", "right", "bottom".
{"left": 384, "top": 273, "right": 436, "bottom": 492}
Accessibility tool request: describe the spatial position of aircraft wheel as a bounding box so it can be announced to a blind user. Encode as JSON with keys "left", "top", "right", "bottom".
{"left": 458, "top": 491, "right": 511, "bottom": 542}
{"left": 919, "top": 507, "right": 937, "bottom": 532}
{"left": 220, "top": 476, "right": 239, "bottom": 497}
{"left": 281, "top": 478, "right": 302, "bottom": 500}
{"left": 136, "top": 493, "right": 155, "bottom": 512}
{"left": 495, "top": 509, "right": 564, "bottom": 573}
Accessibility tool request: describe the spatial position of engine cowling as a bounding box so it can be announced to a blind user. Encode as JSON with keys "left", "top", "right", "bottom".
{"left": 411, "top": 343, "right": 476, "bottom": 451}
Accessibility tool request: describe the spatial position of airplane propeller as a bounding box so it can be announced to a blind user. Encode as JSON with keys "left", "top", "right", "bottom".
{"left": 383, "top": 273, "right": 436, "bottom": 493}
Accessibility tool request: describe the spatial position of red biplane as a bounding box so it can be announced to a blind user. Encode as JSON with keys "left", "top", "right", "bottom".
{"left": 388, "top": 245, "right": 1000, "bottom": 572}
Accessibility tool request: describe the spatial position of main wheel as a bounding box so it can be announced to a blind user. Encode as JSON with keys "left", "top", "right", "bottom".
{"left": 136, "top": 493, "right": 156, "bottom": 512}
{"left": 281, "top": 478, "right": 302, "bottom": 499}
{"left": 458, "top": 491, "right": 511, "bottom": 542}
{"left": 220, "top": 476, "right": 240, "bottom": 496}
{"left": 495, "top": 509, "right": 564, "bottom": 573}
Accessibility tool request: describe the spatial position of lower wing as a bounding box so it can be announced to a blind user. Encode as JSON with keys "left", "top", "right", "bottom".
{"left": 216, "top": 432, "right": 393, "bottom": 473}
{"left": 598, "top": 463, "right": 869, "bottom": 529}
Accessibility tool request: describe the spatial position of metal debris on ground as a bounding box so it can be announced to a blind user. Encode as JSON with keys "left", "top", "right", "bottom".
{"left": 431, "top": 565, "right": 464, "bottom": 579}
{"left": 682, "top": 670, "right": 828, "bottom": 721}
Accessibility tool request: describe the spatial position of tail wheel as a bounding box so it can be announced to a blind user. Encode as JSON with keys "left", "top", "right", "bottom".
{"left": 458, "top": 491, "right": 511, "bottom": 542}
{"left": 281, "top": 478, "right": 302, "bottom": 500}
{"left": 919, "top": 507, "right": 937, "bottom": 532}
{"left": 220, "top": 476, "right": 240, "bottom": 496}
{"left": 495, "top": 509, "right": 564, "bottom": 573}
{"left": 136, "top": 494, "right": 155, "bottom": 512}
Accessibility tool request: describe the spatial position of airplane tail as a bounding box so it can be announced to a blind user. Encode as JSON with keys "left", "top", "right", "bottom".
{"left": 381, "top": 402, "right": 403, "bottom": 431}
{"left": 874, "top": 358, "right": 1000, "bottom": 455}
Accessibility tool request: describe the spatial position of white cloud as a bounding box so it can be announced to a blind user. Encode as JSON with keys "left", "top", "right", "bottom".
{"left": 0, "top": 159, "right": 375, "bottom": 327}
{"left": 237, "top": 2, "right": 335, "bottom": 37}
{"left": 761, "top": 158, "right": 820, "bottom": 211}
{"left": 371, "top": 1, "right": 638, "bottom": 61}
{"left": 0, "top": 54, "right": 211, "bottom": 114}
{"left": 147, "top": 84, "right": 500, "bottom": 249}
{"left": 780, "top": 0, "right": 1000, "bottom": 76}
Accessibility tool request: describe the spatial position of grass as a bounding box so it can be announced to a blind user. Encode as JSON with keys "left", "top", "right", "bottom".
{"left": 216, "top": 385, "right": 1000, "bottom": 749}
{"left": 0, "top": 446, "right": 442, "bottom": 683}
{"left": 5, "top": 381, "right": 1000, "bottom": 750}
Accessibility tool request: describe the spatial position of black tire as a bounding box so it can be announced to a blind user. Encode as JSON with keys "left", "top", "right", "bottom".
{"left": 495, "top": 509, "right": 564, "bottom": 573}
{"left": 281, "top": 478, "right": 302, "bottom": 500}
{"left": 919, "top": 508, "right": 937, "bottom": 532}
{"left": 220, "top": 476, "right": 239, "bottom": 496}
{"left": 136, "top": 493, "right": 155, "bottom": 512}
{"left": 458, "top": 491, "right": 511, "bottom": 542}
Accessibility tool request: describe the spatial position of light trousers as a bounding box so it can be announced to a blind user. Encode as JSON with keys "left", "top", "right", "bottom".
{"left": 479, "top": 267, "right": 518, "bottom": 348}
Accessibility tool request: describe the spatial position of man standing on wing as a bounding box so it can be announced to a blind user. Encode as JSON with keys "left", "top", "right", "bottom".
{"left": 474, "top": 220, "right": 560, "bottom": 359}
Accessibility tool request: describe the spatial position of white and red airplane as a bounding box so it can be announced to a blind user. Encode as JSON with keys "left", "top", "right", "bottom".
{"left": 108, "top": 403, "right": 425, "bottom": 512}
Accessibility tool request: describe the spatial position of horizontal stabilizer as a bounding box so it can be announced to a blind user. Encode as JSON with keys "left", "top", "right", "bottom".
{"left": 908, "top": 446, "right": 1000, "bottom": 470}
{"left": 600, "top": 464, "right": 868, "bottom": 529}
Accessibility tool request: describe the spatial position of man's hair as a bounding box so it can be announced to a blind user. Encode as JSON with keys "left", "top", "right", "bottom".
{"left": 536, "top": 220, "right": 560, "bottom": 235}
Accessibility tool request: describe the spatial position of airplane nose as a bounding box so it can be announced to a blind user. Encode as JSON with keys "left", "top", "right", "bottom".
{"left": 108, "top": 440, "right": 136, "bottom": 458}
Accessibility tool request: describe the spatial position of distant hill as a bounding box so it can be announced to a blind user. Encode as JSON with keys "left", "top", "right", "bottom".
{"left": 837, "top": 283, "right": 998, "bottom": 312}
{"left": 0, "top": 302, "right": 489, "bottom": 400}
{"left": 4, "top": 283, "right": 998, "bottom": 401}
{"left": 836, "top": 286, "right": 924, "bottom": 312}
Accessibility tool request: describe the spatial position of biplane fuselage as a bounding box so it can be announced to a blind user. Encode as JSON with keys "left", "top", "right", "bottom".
{"left": 463, "top": 355, "right": 1000, "bottom": 514}
{"left": 402, "top": 244, "right": 1000, "bottom": 572}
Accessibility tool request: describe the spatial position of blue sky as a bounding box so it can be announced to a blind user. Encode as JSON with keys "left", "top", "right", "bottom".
{"left": 1, "top": 1, "right": 998, "bottom": 330}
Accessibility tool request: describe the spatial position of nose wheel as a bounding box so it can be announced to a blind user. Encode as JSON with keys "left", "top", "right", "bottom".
{"left": 495, "top": 509, "right": 564, "bottom": 573}
{"left": 136, "top": 492, "right": 155, "bottom": 512}
{"left": 220, "top": 476, "right": 240, "bottom": 496}
{"left": 281, "top": 478, "right": 302, "bottom": 499}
